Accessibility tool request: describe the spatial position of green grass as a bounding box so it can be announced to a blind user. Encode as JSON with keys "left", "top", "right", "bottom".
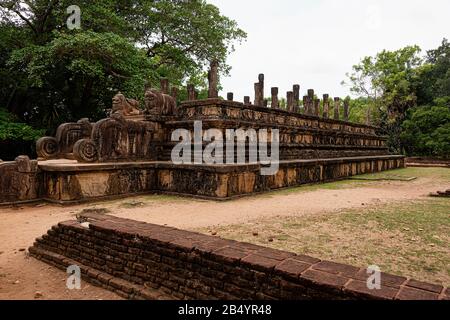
{"left": 197, "top": 198, "right": 450, "bottom": 286}
{"left": 259, "top": 167, "right": 450, "bottom": 197}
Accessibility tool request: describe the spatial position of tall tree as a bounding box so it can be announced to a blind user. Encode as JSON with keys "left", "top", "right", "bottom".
{"left": 343, "top": 46, "right": 422, "bottom": 151}
{"left": 415, "top": 38, "right": 450, "bottom": 105}
{"left": 0, "top": 0, "right": 246, "bottom": 132}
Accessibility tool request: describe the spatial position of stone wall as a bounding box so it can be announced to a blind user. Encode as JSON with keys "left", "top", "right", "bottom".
{"left": 0, "top": 156, "right": 40, "bottom": 204}
{"left": 33, "top": 155, "right": 404, "bottom": 203}
{"left": 29, "top": 213, "right": 449, "bottom": 300}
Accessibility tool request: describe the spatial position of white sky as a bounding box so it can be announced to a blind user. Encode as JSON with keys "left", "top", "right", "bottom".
{"left": 209, "top": 0, "right": 450, "bottom": 101}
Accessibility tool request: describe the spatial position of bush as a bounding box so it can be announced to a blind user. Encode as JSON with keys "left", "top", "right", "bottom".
{"left": 400, "top": 99, "right": 450, "bottom": 158}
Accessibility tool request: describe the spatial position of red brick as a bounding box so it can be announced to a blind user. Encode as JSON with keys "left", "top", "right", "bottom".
{"left": 168, "top": 238, "right": 197, "bottom": 252}
{"left": 195, "top": 239, "right": 232, "bottom": 254}
{"left": 344, "top": 280, "right": 398, "bottom": 300}
{"left": 240, "top": 254, "right": 280, "bottom": 272}
{"left": 211, "top": 246, "right": 249, "bottom": 264}
{"left": 274, "top": 259, "right": 310, "bottom": 279}
{"left": 405, "top": 279, "right": 443, "bottom": 294}
{"left": 313, "top": 260, "right": 359, "bottom": 277}
{"left": 300, "top": 269, "right": 348, "bottom": 290}
{"left": 396, "top": 287, "right": 439, "bottom": 300}
{"left": 255, "top": 247, "right": 295, "bottom": 261}
{"left": 97, "top": 273, "right": 113, "bottom": 284}
{"left": 352, "top": 269, "right": 407, "bottom": 288}
{"left": 292, "top": 254, "right": 321, "bottom": 265}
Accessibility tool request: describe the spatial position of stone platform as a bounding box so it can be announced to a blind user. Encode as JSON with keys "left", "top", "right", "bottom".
{"left": 1, "top": 154, "right": 404, "bottom": 204}
{"left": 29, "top": 213, "right": 449, "bottom": 300}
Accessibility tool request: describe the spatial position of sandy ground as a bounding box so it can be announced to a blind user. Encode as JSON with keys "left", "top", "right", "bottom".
{"left": 0, "top": 174, "right": 448, "bottom": 300}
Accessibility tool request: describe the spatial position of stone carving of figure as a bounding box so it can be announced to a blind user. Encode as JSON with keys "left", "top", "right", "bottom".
{"left": 111, "top": 93, "right": 142, "bottom": 116}
{"left": 144, "top": 89, "right": 177, "bottom": 116}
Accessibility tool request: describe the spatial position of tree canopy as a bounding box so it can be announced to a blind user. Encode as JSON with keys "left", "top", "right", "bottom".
{"left": 344, "top": 39, "right": 450, "bottom": 157}
{"left": 0, "top": 0, "right": 246, "bottom": 133}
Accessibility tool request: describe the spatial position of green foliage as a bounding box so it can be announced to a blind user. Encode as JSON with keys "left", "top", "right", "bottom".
{"left": 344, "top": 40, "right": 449, "bottom": 156}
{"left": 415, "top": 39, "right": 450, "bottom": 105}
{"left": 400, "top": 99, "right": 450, "bottom": 157}
{"left": 344, "top": 45, "right": 422, "bottom": 121}
{"left": 0, "top": 108, "right": 44, "bottom": 141}
{"left": 0, "top": 0, "right": 246, "bottom": 132}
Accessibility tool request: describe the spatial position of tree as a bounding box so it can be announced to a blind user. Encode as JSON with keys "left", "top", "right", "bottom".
{"left": 400, "top": 98, "right": 450, "bottom": 158}
{"left": 0, "top": 107, "right": 44, "bottom": 160}
{"left": 0, "top": 0, "right": 246, "bottom": 133}
{"left": 343, "top": 46, "right": 423, "bottom": 151}
{"left": 415, "top": 38, "right": 450, "bottom": 105}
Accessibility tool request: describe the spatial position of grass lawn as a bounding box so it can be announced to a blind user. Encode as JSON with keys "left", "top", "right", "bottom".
{"left": 196, "top": 167, "right": 450, "bottom": 286}
{"left": 258, "top": 167, "right": 450, "bottom": 196}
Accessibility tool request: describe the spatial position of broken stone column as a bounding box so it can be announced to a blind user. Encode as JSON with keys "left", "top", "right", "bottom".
{"left": 244, "top": 96, "right": 251, "bottom": 105}
{"left": 15, "top": 155, "right": 38, "bottom": 173}
{"left": 208, "top": 60, "right": 219, "bottom": 98}
{"left": 293, "top": 85, "right": 300, "bottom": 112}
{"left": 271, "top": 87, "right": 279, "bottom": 109}
{"left": 160, "top": 78, "right": 169, "bottom": 94}
{"left": 307, "top": 89, "right": 315, "bottom": 115}
{"left": 187, "top": 84, "right": 196, "bottom": 101}
{"left": 314, "top": 99, "right": 320, "bottom": 116}
{"left": 227, "top": 92, "right": 234, "bottom": 101}
{"left": 254, "top": 74, "right": 264, "bottom": 106}
{"left": 263, "top": 99, "right": 268, "bottom": 107}
{"left": 171, "top": 87, "right": 178, "bottom": 100}
{"left": 334, "top": 97, "right": 340, "bottom": 120}
{"left": 287, "top": 91, "right": 294, "bottom": 112}
{"left": 343, "top": 98, "right": 350, "bottom": 121}
{"left": 302, "top": 96, "right": 308, "bottom": 114}
{"left": 323, "top": 94, "right": 330, "bottom": 118}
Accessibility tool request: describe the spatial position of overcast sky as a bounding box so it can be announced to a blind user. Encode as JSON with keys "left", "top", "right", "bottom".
{"left": 209, "top": 0, "right": 450, "bottom": 101}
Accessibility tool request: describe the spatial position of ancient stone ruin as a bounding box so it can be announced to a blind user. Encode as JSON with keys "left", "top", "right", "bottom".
{"left": 28, "top": 212, "right": 449, "bottom": 300}
{"left": 0, "top": 61, "right": 404, "bottom": 205}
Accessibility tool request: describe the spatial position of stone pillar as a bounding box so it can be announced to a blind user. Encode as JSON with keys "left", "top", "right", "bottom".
{"left": 171, "top": 87, "right": 178, "bottom": 100}
{"left": 271, "top": 87, "right": 279, "bottom": 109}
{"left": 227, "top": 92, "right": 234, "bottom": 101}
{"left": 208, "top": 60, "right": 219, "bottom": 98}
{"left": 160, "top": 78, "right": 169, "bottom": 94}
{"left": 187, "top": 84, "right": 196, "bottom": 101}
{"left": 343, "top": 98, "right": 350, "bottom": 121}
{"left": 263, "top": 99, "right": 268, "bottom": 107}
{"left": 287, "top": 91, "right": 294, "bottom": 112}
{"left": 254, "top": 74, "right": 264, "bottom": 106}
{"left": 323, "top": 94, "right": 329, "bottom": 118}
{"left": 302, "top": 96, "right": 308, "bottom": 114}
{"left": 334, "top": 97, "right": 340, "bottom": 120}
{"left": 293, "top": 84, "right": 300, "bottom": 112}
{"left": 244, "top": 96, "right": 251, "bottom": 105}
{"left": 314, "top": 99, "right": 320, "bottom": 116}
{"left": 307, "top": 89, "right": 315, "bottom": 115}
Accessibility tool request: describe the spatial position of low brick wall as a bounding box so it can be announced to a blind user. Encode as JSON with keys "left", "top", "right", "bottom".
{"left": 29, "top": 213, "right": 449, "bottom": 300}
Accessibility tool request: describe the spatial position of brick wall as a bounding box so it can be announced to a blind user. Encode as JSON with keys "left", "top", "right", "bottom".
{"left": 29, "top": 213, "right": 449, "bottom": 300}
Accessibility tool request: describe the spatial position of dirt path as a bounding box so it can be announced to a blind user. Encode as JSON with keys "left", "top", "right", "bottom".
{"left": 0, "top": 172, "right": 448, "bottom": 300}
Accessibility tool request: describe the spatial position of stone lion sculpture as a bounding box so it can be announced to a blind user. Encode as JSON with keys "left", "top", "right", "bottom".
{"left": 144, "top": 89, "right": 177, "bottom": 116}
{"left": 111, "top": 93, "right": 142, "bottom": 116}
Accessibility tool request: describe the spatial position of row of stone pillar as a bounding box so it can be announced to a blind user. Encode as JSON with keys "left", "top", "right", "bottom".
{"left": 157, "top": 62, "right": 351, "bottom": 122}
{"left": 227, "top": 74, "right": 350, "bottom": 121}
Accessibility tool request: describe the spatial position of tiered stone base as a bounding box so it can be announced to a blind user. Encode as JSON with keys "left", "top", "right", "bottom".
{"left": 29, "top": 213, "right": 449, "bottom": 300}
{"left": 38, "top": 155, "right": 405, "bottom": 203}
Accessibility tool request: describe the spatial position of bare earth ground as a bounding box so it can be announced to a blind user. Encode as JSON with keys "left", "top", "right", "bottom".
{"left": 0, "top": 167, "right": 449, "bottom": 299}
